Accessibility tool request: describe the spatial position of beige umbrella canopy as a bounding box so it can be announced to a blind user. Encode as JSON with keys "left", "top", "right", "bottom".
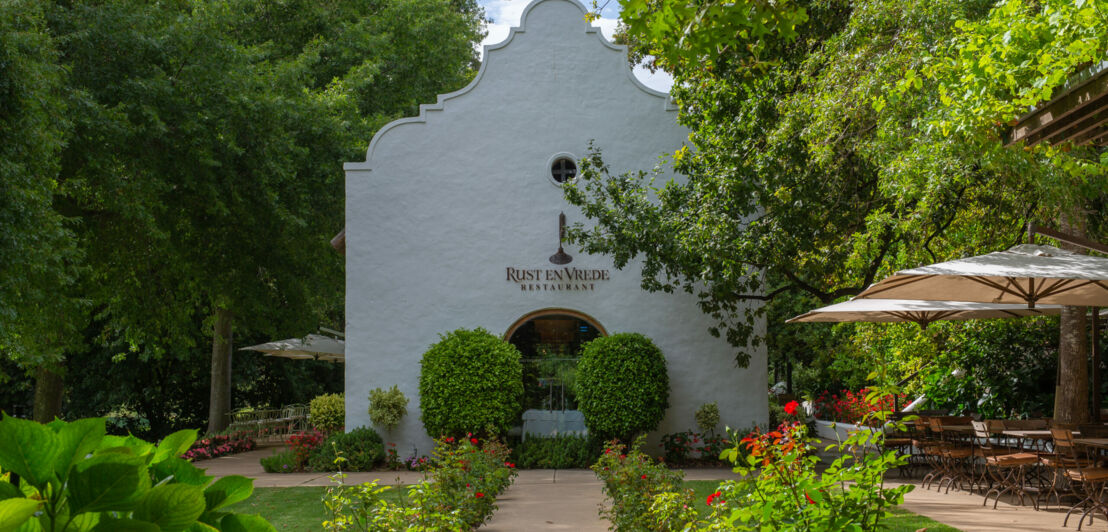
{"left": 857, "top": 244, "right": 1108, "bottom": 308}
{"left": 787, "top": 298, "right": 1063, "bottom": 328}
{"left": 240, "top": 334, "right": 345, "bottom": 363}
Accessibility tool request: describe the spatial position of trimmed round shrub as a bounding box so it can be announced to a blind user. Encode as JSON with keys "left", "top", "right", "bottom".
{"left": 308, "top": 426, "right": 384, "bottom": 472}
{"left": 576, "top": 333, "right": 669, "bottom": 441}
{"left": 419, "top": 328, "right": 523, "bottom": 438}
{"left": 309, "top": 393, "right": 345, "bottom": 433}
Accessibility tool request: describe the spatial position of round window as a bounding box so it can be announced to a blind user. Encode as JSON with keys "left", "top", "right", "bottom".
{"left": 550, "top": 157, "right": 578, "bottom": 183}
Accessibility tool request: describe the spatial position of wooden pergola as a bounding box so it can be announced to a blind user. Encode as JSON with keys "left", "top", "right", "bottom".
{"left": 1007, "top": 59, "right": 1108, "bottom": 147}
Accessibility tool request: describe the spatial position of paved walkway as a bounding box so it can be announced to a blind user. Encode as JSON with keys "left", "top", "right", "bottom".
{"left": 200, "top": 448, "right": 1108, "bottom": 531}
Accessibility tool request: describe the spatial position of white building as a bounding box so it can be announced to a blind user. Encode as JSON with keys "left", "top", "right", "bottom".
{"left": 342, "top": 0, "right": 766, "bottom": 453}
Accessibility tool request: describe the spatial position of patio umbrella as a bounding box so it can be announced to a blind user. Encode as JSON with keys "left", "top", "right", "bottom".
{"left": 787, "top": 298, "right": 1063, "bottom": 328}
{"left": 240, "top": 334, "right": 345, "bottom": 363}
{"left": 789, "top": 298, "right": 1064, "bottom": 412}
{"left": 855, "top": 244, "right": 1108, "bottom": 308}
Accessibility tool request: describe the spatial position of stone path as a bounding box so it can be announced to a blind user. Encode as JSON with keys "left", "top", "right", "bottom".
{"left": 201, "top": 447, "right": 1108, "bottom": 531}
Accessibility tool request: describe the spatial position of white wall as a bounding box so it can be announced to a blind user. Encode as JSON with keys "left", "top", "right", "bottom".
{"left": 344, "top": 0, "right": 766, "bottom": 455}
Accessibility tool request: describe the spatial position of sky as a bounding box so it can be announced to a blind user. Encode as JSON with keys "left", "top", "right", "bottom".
{"left": 476, "top": 0, "right": 674, "bottom": 93}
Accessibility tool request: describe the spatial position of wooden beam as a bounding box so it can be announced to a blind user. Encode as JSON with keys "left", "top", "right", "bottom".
{"left": 1027, "top": 98, "right": 1108, "bottom": 146}
{"left": 1007, "top": 62, "right": 1108, "bottom": 146}
{"left": 1078, "top": 125, "right": 1108, "bottom": 146}
{"left": 1029, "top": 223, "right": 1108, "bottom": 255}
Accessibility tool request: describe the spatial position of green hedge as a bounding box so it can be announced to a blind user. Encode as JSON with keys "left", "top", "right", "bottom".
{"left": 510, "top": 434, "right": 599, "bottom": 469}
{"left": 308, "top": 426, "right": 384, "bottom": 472}
{"left": 576, "top": 333, "right": 670, "bottom": 441}
{"left": 419, "top": 328, "right": 523, "bottom": 438}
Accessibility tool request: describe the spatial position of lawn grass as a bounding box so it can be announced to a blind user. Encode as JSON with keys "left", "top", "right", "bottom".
{"left": 683, "top": 480, "right": 961, "bottom": 531}
{"left": 228, "top": 486, "right": 406, "bottom": 532}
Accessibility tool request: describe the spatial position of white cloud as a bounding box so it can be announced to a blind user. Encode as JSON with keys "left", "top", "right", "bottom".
{"left": 477, "top": 1, "right": 673, "bottom": 93}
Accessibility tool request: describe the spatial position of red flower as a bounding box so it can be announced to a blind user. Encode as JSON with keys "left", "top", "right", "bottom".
{"left": 805, "top": 492, "right": 815, "bottom": 505}
{"left": 706, "top": 491, "right": 723, "bottom": 505}
{"left": 470, "top": 438, "right": 478, "bottom": 445}
{"left": 475, "top": 492, "right": 485, "bottom": 498}
{"left": 641, "top": 474, "right": 647, "bottom": 479}
{"left": 784, "top": 400, "right": 800, "bottom": 416}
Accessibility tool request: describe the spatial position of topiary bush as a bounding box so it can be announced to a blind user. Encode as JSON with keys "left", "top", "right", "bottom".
{"left": 368, "top": 385, "right": 408, "bottom": 432}
{"left": 576, "top": 333, "right": 669, "bottom": 442}
{"left": 695, "top": 402, "right": 721, "bottom": 435}
{"left": 310, "top": 393, "right": 345, "bottom": 433}
{"left": 419, "top": 328, "right": 523, "bottom": 438}
{"left": 308, "top": 426, "right": 385, "bottom": 472}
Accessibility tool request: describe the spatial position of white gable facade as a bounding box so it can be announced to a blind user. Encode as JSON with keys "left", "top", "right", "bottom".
{"left": 344, "top": 0, "right": 766, "bottom": 453}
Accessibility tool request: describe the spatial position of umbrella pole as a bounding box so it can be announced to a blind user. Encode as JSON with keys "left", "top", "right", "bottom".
{"left": 1095, "top": 307, "right": 1102, "bottom": 421}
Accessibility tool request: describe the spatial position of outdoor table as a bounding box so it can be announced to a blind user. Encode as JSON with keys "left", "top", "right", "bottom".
{"left": 1001, "top": 429, "right": 1074, "bottom": 452}
{"left": 1073, "top": 438, "right": 1108, "bottom": 449}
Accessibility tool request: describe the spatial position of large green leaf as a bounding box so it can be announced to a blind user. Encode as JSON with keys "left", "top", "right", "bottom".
{"left": 0, "top": 415, "right": 58, "bottom": 488}
{"left": 89, "top": 518, "right": 160, "bottom": 532}
{"left": 152, "top": 430, "right": 197, "bottom": 465}
{"left": 53, "top": 419, "right": 105, "bottom": 482}
{"left": 132, "top": 484, "right": 205, "bottom": 532}
{"left": 0, "top": 498, "right": 40, "bottom": 531}
{"left": 202, "top": 476, "right": 252, "bottom": 512}
{"left": 67, "top": 454, "right": 150, "bottom": 514}
{"left": 185, "top": 522, "right": 219, "bottom": 532}
{"left": 151, "top": 458, "right": 211, "bottom": 487}
{"left": 97, "top": 436, "right": 154, "bottom": 459}
{"left": 219, "top": 514, "right": 276, "bottom": 532}
{"left": 0, "top": 482, "right": 20, "bottom": 501}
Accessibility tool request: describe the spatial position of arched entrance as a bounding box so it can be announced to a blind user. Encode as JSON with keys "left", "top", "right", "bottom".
{"left": 505, "top": 309, "right": 604, "bottom": 435}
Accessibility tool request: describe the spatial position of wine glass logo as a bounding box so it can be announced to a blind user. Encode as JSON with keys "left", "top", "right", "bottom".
{"left": 549, "top": 212, "right": 573, "bottom": 265}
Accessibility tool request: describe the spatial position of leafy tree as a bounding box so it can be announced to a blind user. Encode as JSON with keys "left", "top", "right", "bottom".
{"left": 16, "top": 0, "right": 483, "bottom": 432}
{"left": 0, "top": 0, "right": 84, "bottom": 421}
{"left": 568, "top": 0, "right": 1104, "bottom": 398}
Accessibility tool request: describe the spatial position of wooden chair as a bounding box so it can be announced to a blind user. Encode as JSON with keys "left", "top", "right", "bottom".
{"left": 976, "top": 420, "right": 1039, "bottom": 508}
{"left": 1053, "top": 428, "right": 1108, "bottom": 530}
{"left": 931, "top": 417, "right": 975, "bottom": 493}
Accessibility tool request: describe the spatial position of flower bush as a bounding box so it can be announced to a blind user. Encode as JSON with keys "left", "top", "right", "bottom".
{"left": 659, "top": 431, "right": 734, "bottom": 466}
{"left": 286, "top": 429, "right": 324, "bottom": 470}
{"left": 646, "top": 390, "right": 913, "bottom": 531}
{"left": 592, "top": 436, "right": 686, "bottom": 531}
{"left": 322, "top": 435, "right": 517, "bottom": 531}
{"left": 813, "top": 388, "right": 906, "bottom": 424}
{"left": 183, "top": 432, "right": 256, "bottom": 461}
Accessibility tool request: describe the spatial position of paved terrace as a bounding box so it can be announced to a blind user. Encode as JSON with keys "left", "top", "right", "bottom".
{"left": 202, "top": 447, "right": 1101, "bottom": 531}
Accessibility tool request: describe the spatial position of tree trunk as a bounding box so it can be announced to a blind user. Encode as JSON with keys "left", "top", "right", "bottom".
{"left": 33, "top": 364, "right": 64, "bottom": 423}
{"left": 207, "top": 307, "right": 233, "bottom": 433}
{"left": 1054, "top": 215, "right": 1090, "bottom": 425}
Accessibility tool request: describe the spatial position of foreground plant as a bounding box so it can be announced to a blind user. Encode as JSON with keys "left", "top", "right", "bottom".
{"left": 593, "top": 436, "right": 685, "bottom": 531}
{"left": 0, "top": 414, "right": 274, "bottom": 531}
{"left": 322, "top": 435, "right": 517, "bottom": 531}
